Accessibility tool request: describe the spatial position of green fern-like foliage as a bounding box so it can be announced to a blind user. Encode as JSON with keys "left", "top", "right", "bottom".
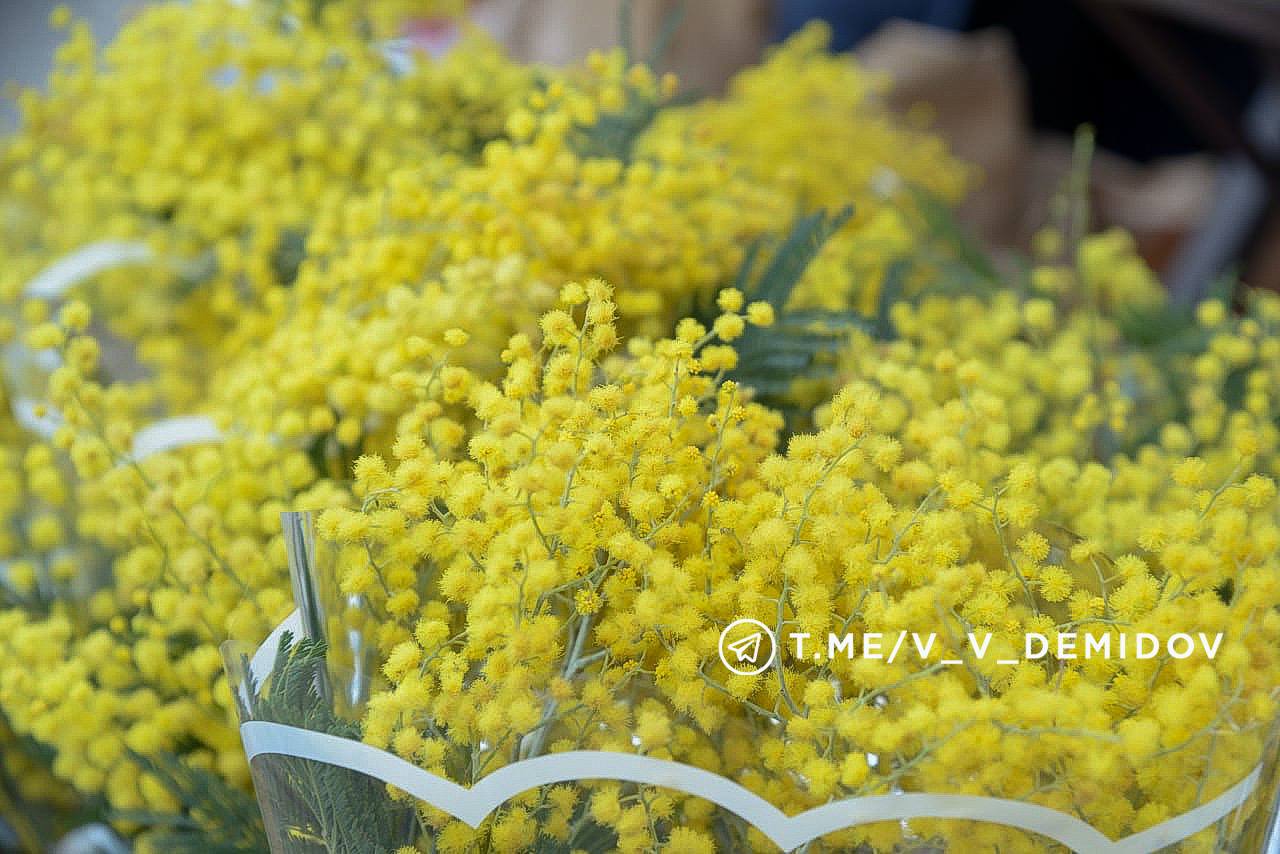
{"left": 712, "top": 197, "right": 999, "bottom": 430}
{"left": 903, "top": 183, "right": 1000, "bottom": 291}
{"left": 1112, "top": 274, "right": 1242, "bottom": 452}
{"left": 720, "top": 206, "right": 858, "bottom": 405}
{"left": 569, "top": 95, "right": 662, "bottom": 163}
{"left": 112, "top": 753, "right": 267, "bottom": 854}
{"left": 236, "top": 632, "right": 413, "bottom": 854}
{"left": 570, "top": 0, "right": 689, "bottom": 163}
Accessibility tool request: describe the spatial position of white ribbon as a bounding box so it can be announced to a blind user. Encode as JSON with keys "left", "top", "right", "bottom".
{"left": 241, "top": 610, "right": 1265, "bottom": 852}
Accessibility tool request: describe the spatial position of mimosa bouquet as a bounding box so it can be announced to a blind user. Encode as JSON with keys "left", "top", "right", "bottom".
{"left": 0, "top": 2, "right": 1277, "bottom": 852}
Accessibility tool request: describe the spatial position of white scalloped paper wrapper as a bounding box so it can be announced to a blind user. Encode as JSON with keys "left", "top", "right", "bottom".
{"left": 241, "top": 610, "right": 1268, "bottom": 853}
{"left": 12, "top": 242, "right": 156, "bottom": 438}
{"left": 22, "top": 241, "right": 157, "bottom": 301}
{"left": 13, "top": 242, "right": 224, "bottom": 456}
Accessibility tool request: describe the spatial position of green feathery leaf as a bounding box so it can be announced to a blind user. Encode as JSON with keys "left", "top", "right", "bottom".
{"left": 903, "top": 183, "right": 998, "bottom": 284}
{"left": 112, "top": 752, "right": 267, "bottom": 854}
{"left": 574, "top": 2, "right": 690, "bottom": 163}
{"left": 240, "top": 632, "right": 413, "bottom": 854}
{"left": 722, "top": 205, "right": 858, "bottom": 413}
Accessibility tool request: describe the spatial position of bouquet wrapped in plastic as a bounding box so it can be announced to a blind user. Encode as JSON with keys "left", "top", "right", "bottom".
{"left": 223, "top": 275, "right": 1280, "bottom": 852}
{"left": 0, "top": 2, "right": 1278, "bottom": 852}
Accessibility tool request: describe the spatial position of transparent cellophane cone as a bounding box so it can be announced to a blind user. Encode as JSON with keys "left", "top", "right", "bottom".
{"left": 218, "top": 639, "right": 1280, "bottom": 854}
{"left": 387, "top": 731, "right": 1279, "bottom": 852}
{"left": 224, "top": 515, "right": 1280, "bottom": 852}
{"left": 222, "top": 516, "right": 415, "bottom": 854}
{"left": 223, "top": 624, "right": 416, "bottom": 853}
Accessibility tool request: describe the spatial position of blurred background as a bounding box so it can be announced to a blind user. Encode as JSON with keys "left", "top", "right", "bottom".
{"left": 3, "top": 0, "right": 1279, "bottom": 302}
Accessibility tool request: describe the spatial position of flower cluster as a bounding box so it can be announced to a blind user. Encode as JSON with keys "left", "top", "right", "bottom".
{"left": 1, "top": 1, "right": 530, "bottom": 409}
{"left": 643, "top": 22, "right": 970, "bottom": 315}
{"left": 0, "top": 2, "right": 1276, "bottom": 853}
{"left": 308, "top": 265, "right": 1280, "bottom": 851}
{"left": 0, "top": 305, "right": 351, "bottom": 803}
